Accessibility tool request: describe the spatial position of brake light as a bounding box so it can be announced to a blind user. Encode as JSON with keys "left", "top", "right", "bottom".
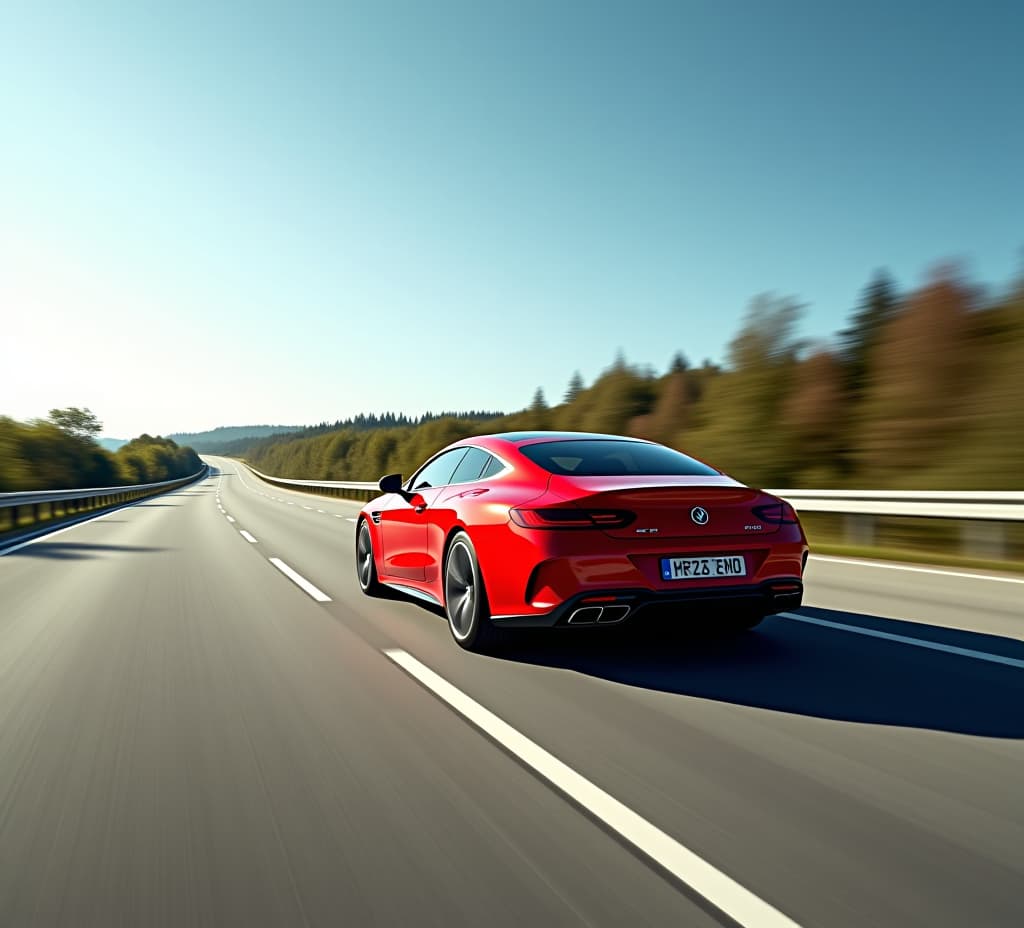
{"left": 509, "top": 508, "right": 636, "bottom": 529}
{"left": 751, "top": 502, "right": 799, "bottom": 524}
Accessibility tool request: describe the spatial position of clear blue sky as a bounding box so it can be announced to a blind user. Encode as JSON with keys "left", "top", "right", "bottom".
{"left": 3, "top": 1, "right": 1021, "bottom": 438}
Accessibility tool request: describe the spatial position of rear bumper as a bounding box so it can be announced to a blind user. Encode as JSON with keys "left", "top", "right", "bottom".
{"left": 490, "top": 578, "right": 804, "bottom": 628}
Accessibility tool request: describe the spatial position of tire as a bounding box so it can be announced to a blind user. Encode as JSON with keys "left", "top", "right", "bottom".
{"left": 356, "top": 520, "right": 383, "bottom": 596}
{"left": 443, "top": 533, "right": 504, "bottom": 652}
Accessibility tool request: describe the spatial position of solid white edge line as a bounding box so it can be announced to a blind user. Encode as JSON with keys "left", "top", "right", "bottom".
{"left": 808, "top": 554, "right": 1024, "bottom": 584}
{"left": 239, "top": 530, "right": 258, "bottom": 544}
{"left": 778, "top": 613, "right": 1024, "bottom": 670}
{"left": 1, "top": 513, "right": 119, "bottom": 555}
{"left": 383, "top": 648, "right": 801, "bottom": 928}
{"left": 0, "top": 491, "right": 184, "bottom": 556}
{"left": 226, "top": 515, "right": 236, "bottom": 523}
{"left": 268, "top": 557, "right": 332, "bottom": 602}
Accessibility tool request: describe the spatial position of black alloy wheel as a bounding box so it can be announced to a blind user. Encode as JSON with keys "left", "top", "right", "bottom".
{"left": 443, "top": 532, "right": 504, "bottom": 652}
{"left": 356, "top": 521, "right": 383, "bottom": 595}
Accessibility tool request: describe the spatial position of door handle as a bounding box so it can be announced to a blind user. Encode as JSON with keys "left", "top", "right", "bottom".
{"left": 414, "top": 504, "right": 427, "bottom": 513}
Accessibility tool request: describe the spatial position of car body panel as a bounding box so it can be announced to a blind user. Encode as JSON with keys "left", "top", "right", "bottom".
{"left": 376, "top": 488, "right": 443, "bottom": 580}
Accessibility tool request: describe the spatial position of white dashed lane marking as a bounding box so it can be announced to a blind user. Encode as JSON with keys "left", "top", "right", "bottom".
{"left": 268, "top": 558, "right": 332, "bottom": 602}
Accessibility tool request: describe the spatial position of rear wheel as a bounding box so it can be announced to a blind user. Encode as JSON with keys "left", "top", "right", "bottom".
{"left": 443, "top": 533, "right": 504, "bottom": 652}
{"left": 356, "top": 521, "right": 383, "bottom": 596}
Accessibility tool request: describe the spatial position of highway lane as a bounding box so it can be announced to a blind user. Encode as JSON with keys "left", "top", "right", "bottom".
{"left": 803, "top": 555, "right": 1024, "bottom": 641}
{"left": 1, "top": 458, "right": 1022, "bottom": 927}
{"left": 210, "top": 458, "right": 1024, "bottom": 927}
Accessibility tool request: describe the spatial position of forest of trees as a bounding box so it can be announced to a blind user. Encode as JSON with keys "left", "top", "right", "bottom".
{"left": 206, "top": 410, "right": 508, "bottom": 458}
{"left": 227, "top": 262, "right": 1024, "bottom": 490}
{"left": 0, "top": 408, "right": 203, "bottom": 491}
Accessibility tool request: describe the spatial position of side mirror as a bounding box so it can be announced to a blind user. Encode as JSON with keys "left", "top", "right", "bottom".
{"left": 378, "top": 473, "right": 405, "bottom": 494}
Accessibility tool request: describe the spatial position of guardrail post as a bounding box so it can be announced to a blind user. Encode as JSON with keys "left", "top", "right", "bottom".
{"left": 844, "top": 513, "right": 875, "bottom": 547}
{"left": 960, "top": 522, "right": 1007, "bottom": 561}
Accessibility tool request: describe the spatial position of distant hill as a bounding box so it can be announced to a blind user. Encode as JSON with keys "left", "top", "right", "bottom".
{"left": 221, "top": 410, "right": 508, "bottom": 461}
{"left": 168, "top": 425, "right": 305, "bottom": 453}
{"left": 97, "top": 437, "right": 128, "bottom": 452}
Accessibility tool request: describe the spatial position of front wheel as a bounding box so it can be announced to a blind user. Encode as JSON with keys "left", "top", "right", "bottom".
{"left": 443, "top": 533, "right": 504, "bottom": 652}
{"left": 356, "top": 521, "right": 383, "bottom": 596}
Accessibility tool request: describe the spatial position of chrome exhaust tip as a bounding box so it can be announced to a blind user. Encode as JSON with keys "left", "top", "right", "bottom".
{"left": 567, "top": 606, "right": 603, "bottom": 625}
{"left": 597, "top": 605, "right": 631, "bottom": 624}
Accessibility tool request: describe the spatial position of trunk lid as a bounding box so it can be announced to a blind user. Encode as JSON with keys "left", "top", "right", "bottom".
{"left": 550, "top": 476, "right": 779, "bottom": 539}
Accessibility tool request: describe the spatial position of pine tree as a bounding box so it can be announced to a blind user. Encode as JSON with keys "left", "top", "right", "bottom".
{"left": 668, "top": 352, "right": 689, "bottom": 374}
{"left": 563, "top": 371, "right": 584, "bottom": 404}
{"left": 840, "top": 270, "right": 899, "bottom": 401}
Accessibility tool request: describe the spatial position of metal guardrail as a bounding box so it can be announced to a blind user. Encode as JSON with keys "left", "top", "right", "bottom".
{"left": 766, "top": 489, "right": 1024, "bottom": 522}
{"left": 238, "top": 460, "right": 1023, "bottom": 561}
{"left": 239, "top": 463, "right": 379, "bottom": 500}
{"left": 242, "top": 463, "right": 378, "bottom": 494}
{"left": 0, "top": 466, "right": 209, "bottom": 535}
{"left": 766, "top": 489, "right": 1023, "bottom": 559}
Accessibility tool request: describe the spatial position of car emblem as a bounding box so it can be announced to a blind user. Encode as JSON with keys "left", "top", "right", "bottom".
{"left": 690, "top": 506, "right": 709, "bottom": 525}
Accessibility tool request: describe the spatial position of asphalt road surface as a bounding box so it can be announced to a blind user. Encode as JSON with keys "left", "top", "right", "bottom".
{"left": 1, "top": 458, "right": 1021, "bottom": 927}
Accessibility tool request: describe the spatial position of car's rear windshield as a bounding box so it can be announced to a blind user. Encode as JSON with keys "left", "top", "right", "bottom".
{"left": 519, "top": 440, "right": 719, "bottom": 477}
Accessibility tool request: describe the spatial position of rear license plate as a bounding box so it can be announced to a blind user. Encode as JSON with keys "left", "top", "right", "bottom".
{"left": 660, "top": 555, "right": 747, "bottom": 581}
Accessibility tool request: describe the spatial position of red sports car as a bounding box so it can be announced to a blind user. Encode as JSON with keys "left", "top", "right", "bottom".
{"left": 356, "top": 432, "right": 807, "bottom": 651}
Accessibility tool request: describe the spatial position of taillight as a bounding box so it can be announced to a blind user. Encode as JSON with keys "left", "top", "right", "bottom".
{"left": 509, "top": 508, "right": 636, "bottom": 529}
{"left": 751, "top": 502, "right": 799, "bottom": 524}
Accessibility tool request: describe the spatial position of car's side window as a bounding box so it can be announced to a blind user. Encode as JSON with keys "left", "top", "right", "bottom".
{"left": 409, "top": 449, "right": 468, "bottom": 491}
{"left": 449, "top": 447, "right": 491, "bottom": 485}
{"left": 478, "top": 454, "right": 506, "bottom": 479}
